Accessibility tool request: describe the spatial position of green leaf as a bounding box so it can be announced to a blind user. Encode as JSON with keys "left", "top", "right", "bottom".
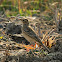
{"left": 19, "top": 9, "right": 23, "bottom": 15}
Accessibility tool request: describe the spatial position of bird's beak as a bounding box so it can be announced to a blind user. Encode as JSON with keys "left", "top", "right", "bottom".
{"left": 17, "top": 18, "right": 23, "bottom": 27}
{"left": 17, "top": 18, "right": 23, "bottom": 22}
{"left": 18, "top": 18, "right": 23, "bottom": 21}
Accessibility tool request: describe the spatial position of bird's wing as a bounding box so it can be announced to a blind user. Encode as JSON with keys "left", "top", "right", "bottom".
{"left": 23, "top": 27, "right": 40, "bottom": 42}
{"left": 23, "top": 27, "right": 50, "bottom": 52}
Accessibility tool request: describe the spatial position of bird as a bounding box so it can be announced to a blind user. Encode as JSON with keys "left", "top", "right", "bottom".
{"left": 18, "top": 18, "right": 50, "bottom": 52}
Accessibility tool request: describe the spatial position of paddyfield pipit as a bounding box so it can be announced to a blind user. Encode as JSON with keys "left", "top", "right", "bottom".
{"left": 19, "top": 19, "right": 50, "bottom": 52}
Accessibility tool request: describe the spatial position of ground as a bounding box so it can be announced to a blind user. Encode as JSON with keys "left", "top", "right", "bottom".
{"left": 0, "top": 14, "right": 62, "bottom": 62}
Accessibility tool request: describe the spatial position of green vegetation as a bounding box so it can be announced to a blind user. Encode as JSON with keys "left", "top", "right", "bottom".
{"left": 0, "top": 0, "right": 62, "bottom": 20}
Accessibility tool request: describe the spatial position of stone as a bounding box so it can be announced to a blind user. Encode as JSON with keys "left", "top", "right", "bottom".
{"left": 3, "top": 22, "right": 22, "bottom": 34}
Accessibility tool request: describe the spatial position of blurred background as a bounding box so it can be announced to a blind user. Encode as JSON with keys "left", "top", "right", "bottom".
{"left": 0, "top": 0, "right": 62, "bottom": 20}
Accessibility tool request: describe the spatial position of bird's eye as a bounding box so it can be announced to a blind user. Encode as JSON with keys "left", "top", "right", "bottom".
{"left": 23, "top": 20, "right": 25, "bottom": 21}
{"left": 25, "top": 19, "right": 28, "bottom": 22}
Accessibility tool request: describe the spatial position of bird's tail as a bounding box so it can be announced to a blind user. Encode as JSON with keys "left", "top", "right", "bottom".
{"left": 37, "top": 37, "right": 50, "bottom": 52}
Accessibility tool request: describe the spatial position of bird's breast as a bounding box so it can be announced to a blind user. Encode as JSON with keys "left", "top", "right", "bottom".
{"left": 22, "top": 31, "right": 36, "bottom": 45}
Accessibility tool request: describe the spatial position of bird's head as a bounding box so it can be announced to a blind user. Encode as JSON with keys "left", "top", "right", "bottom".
{"left": 18, "top": 18, "right": 29, "bottom": 26}
{"left": 22, "top": 19, "right": 29, "bottom": 24}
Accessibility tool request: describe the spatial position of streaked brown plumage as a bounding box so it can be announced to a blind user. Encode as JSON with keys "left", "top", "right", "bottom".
{"left": 19, "top": 19, "right": 50, "bottom": 52}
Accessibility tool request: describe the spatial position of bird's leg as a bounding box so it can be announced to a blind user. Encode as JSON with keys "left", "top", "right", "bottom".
{"left": 24, "top": 44, "right": 35, "bottom": 51}
{"left": 31, "top": 44, "right": 34, "bottom": 47}
{"left": 30, "top": 42, "right": 39, "bottom": 49}
{"left": 34, "top": 42, "right": 40, "bottom": 49}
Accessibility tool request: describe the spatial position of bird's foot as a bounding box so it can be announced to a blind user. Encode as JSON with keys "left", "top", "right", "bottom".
{"left": 24, "top": 43, "right": 40, "bottom": 51}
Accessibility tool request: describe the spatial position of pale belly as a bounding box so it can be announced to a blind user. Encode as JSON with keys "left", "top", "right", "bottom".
{"left": 23, "top": 32, "right": 36, "bottom": 45}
